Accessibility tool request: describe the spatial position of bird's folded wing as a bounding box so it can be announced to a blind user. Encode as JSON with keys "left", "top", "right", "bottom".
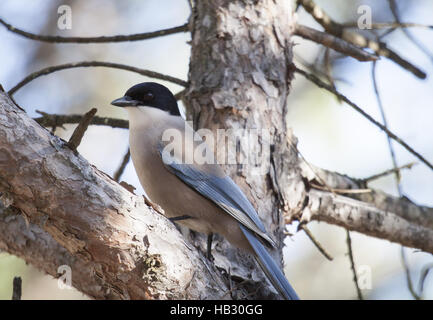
{"left": 159, "top": 146, "right": 275, "bottom": 247}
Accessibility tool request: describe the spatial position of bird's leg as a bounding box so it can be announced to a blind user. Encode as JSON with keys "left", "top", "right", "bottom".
{"left": 169, "top": 215, "right": 192, "bottom": 222}
{"left": 207, "top": 233, "right": 213, "bottom": 260}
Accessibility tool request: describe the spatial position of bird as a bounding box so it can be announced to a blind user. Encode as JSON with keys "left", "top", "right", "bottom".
{"left": 111, "top": 82, "right": 299, "bottom": 300}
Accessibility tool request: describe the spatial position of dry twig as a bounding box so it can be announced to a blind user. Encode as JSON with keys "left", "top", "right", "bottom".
{"left": 294, "top": 66, "right": 433, "bottom": 171}
{"left": 114, "top": 149, "right": 131, "bottom": 182}
{"left": 67, "top": 108, "right": 97, "bottom": 151}
{"left": 294, "top": 24, "right": 378, "bottom": 62}
{"left": 297, "top": 0, "right": 426, "bottom": 79}
{"left": 0, "top": 18, "right": 189, "bottom": 43}
{"left": 346, "top": 230, "right": 363, "bottom": 300}
{"left": 9, "top": 61, "right": 188, "bottom": 96}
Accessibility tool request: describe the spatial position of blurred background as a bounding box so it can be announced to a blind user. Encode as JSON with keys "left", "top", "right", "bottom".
{"left": 0, "top": 0, "right": 432, "bottom": 299}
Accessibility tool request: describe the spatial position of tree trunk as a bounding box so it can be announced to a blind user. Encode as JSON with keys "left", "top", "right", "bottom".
{"left": 1, "top": 0, "right": 432, "bottom": 300}
{"left": 183, "top": 0, "right": 305, "bottom": 297}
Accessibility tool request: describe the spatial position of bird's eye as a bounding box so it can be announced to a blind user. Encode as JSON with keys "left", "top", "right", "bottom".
{"left": 144, "top": 92, "right": 154, "bottom": 100}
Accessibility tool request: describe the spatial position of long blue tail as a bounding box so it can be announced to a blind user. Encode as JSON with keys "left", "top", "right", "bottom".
{"left": 240, "top": 225, "right": 299, "bottom": 300}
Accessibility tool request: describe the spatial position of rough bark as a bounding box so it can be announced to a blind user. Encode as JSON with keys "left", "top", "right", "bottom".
{"left": 306, "top": 190, "right": 433, "bottom": 253}
{"left": 183, "top": 0, "right": 433, "bottom": 260}
{"left": 302, "top": 164, "right": 433, "bottom": 230}
{"left": 1, "top": 0, "right": 432, "bottom": 300}
{"left": 183, "top": 0, "right": 305, "bottom": 295}
{"left": 0, "top": 91, "right": 231, "bottom": 299}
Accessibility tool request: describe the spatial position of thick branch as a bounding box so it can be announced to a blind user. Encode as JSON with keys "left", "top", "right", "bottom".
{"left": 294, "top": 24, "right": 378, "bottom": 62}
{"left": 0, "top": 90, "right": 231, "bottom": 299}
{"left": 300, "top": 163, "right": 433, "bottom": 230}
{"left": 306, "top": 189, "right": 433, "bottom": 254}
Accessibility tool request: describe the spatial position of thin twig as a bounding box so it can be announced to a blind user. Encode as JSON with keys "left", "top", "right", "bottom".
{"left": 294, "top": 53, "right": 348, "bottom": 85}
{"left": 294, "top": 24, "right": 378, "bottom": 62}
{"left": 323, "top": 48, "right": 342, "bottom": 103}
{"left": 372, "top": 56, "right": 421, "bottom": 299}
{"left": 297, "top": 0, "right": 426, "bottom": 79}
{"left": 310, "top": 183, "right": 371, "bottom": 194}
{"left": 67, "top": 108, "right": 97, "bottom": 151}
{"left": 114, "top": 149, "right": 131, "bottom": 182}
{"left": 0, "top": 18, "right": 189, "bottom": 43}
{"left": 341, "top": 22, "right": 433, "bottom": 30}
{"left": 346, "top": 230, "right": 363, "bottom": 300}
{"left": 362, "top": 162, "right": 417, "bottom": 183}
{"left": 299, "top": 224, "right": 333, "bottom": 261}
{"left": 388, "top": 0, "right": 433, "bottom": 65}
{"left": 418, "top": 263, "right": 433, "bottom": 296}
{"left": 401, "top": 247, "right": 422, "bottom": 299}
{"left": 371, "top": 61, "right": 401, "bottom": 193}
{"left": 294, "top": 66, "right": 433, "bottom": 172}
{"left": 12, "top": 276, "right": 22, "bottom": 300}
{"left": 34, "top": 111, "right": 129, "bottom": 129}
{"left": 8, "top": 61, "right": 188, "bottom": 96}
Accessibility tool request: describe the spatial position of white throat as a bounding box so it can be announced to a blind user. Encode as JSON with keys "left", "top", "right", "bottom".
{"left": 126, "top": 106, "right": 170, "bottom": 129}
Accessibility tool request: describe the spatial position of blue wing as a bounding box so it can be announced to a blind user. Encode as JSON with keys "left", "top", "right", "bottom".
{"left": 159, "top": 146, "right": 300, "bottom": 299}
{"left": 159, "top": 146, "right": 275, "bottom": 247}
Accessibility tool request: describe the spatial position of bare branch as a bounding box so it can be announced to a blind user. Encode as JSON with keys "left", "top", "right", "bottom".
{"left": 323, "top": 48, "right": 343, "bottom": 103}
{"left": 294, "top": 52, "right": 349, "bottom": 85}
{"left": 297, "top": 0, "right": 426, "bottom": 79}
{"left": 114, "top": 149, "right": 131, "bottom": 182}
{"left": 341, "top": 21, "right": 433, "bottom": 29}
{"left": 372, "top": 57, "right": 418, "bottom": 299}
{"left": 372, "top": 61, "right": 400, "bottom": 191}
{"left": 363, "top": 162, "right": 417, "bottom": 183}
{"left": 294, "top": 24, "right": 378, "bottom": 62}
{"left": 401, "top": 247, "right": 422, "bottom": 300}
{"left": 294, "top": 66, "right": 433, "bottom": 172}
{"left": 346, "top": 230, "right": 363, "bottom": 300}
{"left": 310, "top": 183, "right": 371, "bottom": 195}
{"left": 300, "top": 163, "right": 433, "bottom": 230}
{"left": 306, "top": 189, "right": 433, "bottom": 254}
{"left": 8, "top": 61, "right": 188, "bottom": 96}
{"left": 67, "top": 108, "right": 97, "bottom": 151}
{"left": 0, "top": 18, "right": 189, "bottom": 43}
{"left": 298, "top": 224, "right": 333, "bottom": 261}
{"left": 34, "top": 111, "right": 129, "bottom": 129}
{"left": 418, "top": 263, "right": 433, "bottom": 296}
{"left": 388, "top": 0, "right": 433, "bottom": 64}
{"left": 341, "top": 22, "right": 433, "bottom": 30}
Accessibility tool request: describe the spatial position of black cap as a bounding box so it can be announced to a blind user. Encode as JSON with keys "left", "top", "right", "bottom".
{"left": 111, "top": 82, "right": 180, "bottom": 116}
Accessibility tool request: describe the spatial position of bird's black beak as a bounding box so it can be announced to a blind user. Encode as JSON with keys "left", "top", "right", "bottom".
{"left": 111, "top": 96, "right": 140, "bottom": 107}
